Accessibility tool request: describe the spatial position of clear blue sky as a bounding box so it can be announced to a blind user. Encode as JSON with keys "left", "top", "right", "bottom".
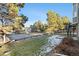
{"left": 19, "top": 3, "right": 73, "bottom": 27}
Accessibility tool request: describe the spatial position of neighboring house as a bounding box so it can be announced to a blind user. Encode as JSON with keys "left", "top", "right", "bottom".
{"left": 73, "top": 3, "right": 78, "bottom": 24}
{"left": 73, "top": 3, "right": 79, "bottom": 39}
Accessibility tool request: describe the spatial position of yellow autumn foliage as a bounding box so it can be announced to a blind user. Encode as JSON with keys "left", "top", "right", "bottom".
{"left": 0, "top": 26, "right": 13, "bottom": 34}
{"left": 0, "top": 3, "right": 25, "bottom": 34}
{"left": 62, "top": 16, "right": 69, "bottom": 25}
{"left": 46, "top": 10, "right": 70, "bottom": 33}
{"left": 8, "top": 4, "right": 19, "bottom": 18}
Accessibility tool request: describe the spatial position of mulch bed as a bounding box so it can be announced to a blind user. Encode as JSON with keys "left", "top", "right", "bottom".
{"left": 54, "top": 37, "right": 79, "bottom": 56}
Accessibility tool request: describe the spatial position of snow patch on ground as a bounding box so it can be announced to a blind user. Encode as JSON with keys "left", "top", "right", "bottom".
{"left": 38, "top": 35, "right": 64, "bottom": 56}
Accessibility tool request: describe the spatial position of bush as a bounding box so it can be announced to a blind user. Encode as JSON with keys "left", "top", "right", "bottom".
{"left": 54, "top": 37, "right": 79, "bottom": 56}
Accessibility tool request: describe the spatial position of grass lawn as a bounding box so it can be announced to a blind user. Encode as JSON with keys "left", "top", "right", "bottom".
{"left": 0, "top": 35, "right": 49, "bottom": 56}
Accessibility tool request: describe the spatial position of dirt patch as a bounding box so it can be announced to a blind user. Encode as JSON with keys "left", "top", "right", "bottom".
{"left": 54, "top": 37, "right": 79, "bottom": 56}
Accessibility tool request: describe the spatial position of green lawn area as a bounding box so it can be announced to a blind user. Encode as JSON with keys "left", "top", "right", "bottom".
{"left": 0, "top": 35, "right": 49, "bottom": 56}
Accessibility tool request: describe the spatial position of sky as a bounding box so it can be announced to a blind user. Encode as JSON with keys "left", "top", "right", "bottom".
{"left": 19, "top": 3, "right": 73, "bottom": 27}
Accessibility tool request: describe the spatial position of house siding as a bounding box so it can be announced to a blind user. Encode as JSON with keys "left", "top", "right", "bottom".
{"left": 73, "top": 3, "right": 79, "bottom": 39}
